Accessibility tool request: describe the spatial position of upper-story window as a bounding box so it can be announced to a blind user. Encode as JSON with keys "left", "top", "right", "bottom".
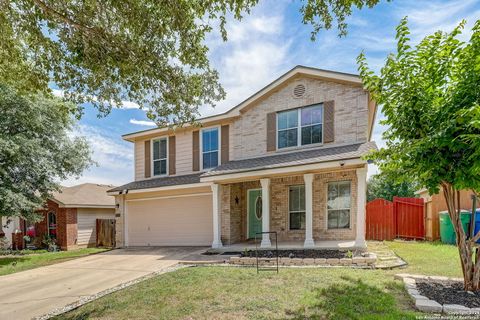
{"left": 277, "top": 103, "right": 323, "bottom": 149}
{"left": 202, "top": 127, "right": 219, "bottom": 170}
{"left": 152, "top": 138, "right": 167, "bottom": 176}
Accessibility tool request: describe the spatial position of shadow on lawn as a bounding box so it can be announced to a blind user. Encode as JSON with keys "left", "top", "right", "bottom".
{"left": 287, "top": 275, "right": 416, "bottom": 320}
{"left": 0, "top": 257, "right": 27, "bottom": 267}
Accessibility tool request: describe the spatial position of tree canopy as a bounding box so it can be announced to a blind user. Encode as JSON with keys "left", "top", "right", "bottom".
{"left": 0, "top": 86, "right": 93, "bottom": 222}
{"left": 367, "top": 172, "right": 419, "bottom": 202}
{"left": 358, "top": 18, "right": 480, "bottom": 290}
{"left": 1, "top": 0, "right": 382, "bottom": 125}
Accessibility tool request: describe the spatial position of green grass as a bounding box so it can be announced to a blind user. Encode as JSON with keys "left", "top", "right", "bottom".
{"left": 54, "top": 241, "right": 465, "bottom": 319}
{"left": 0, "top": 248, "right": 108, "bottom": 276}
{"left": 385, "top": 240, "right": 462, "bottom": 278}
{"left": 56, "top": 267, "right": 417, "bottom": 320}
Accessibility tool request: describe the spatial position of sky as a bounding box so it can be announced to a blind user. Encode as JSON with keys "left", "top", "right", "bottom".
{"left": 63, "top": 0, "right": 480, "bottom": 187}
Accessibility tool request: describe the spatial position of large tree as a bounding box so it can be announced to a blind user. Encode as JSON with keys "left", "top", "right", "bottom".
{"left": 0, "top": 86, "right": 92, "bottom": 226}
{"left": 0, "top": 0, "right": 382, "bottom": 125}
{"left": 367, "top": 172, "right": 419, "bottom": 202}
{"left": 358, "top": 18, "right": 480, "bottom": 290}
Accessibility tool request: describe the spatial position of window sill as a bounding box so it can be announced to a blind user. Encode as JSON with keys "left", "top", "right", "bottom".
{"left": 275, "top": 142, "right": 324, "bottom": 154}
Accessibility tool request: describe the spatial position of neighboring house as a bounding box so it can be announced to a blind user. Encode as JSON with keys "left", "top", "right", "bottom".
{"left": 417, "top": 188, "right": 475, "bottom": 241}
{"left": 1, "top": 216, "right": 21, "bottom": 248}
{"left": 108, "top": 66, "right": 377, "bottom": 249}
{"left": 25, "top": 183, "right": 116, "bottom": 250}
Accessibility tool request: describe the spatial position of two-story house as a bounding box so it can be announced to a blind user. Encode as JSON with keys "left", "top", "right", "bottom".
{"left": 108, "top": 66, "right": 377, "bottom": 250}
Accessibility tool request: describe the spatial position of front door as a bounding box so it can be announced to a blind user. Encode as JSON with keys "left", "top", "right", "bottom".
{"left": 248, "top": 189, "right": 263, "bottom": 239}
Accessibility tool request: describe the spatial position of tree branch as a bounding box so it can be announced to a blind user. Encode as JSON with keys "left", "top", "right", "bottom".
{"left": 31, "top": 0, "right": 94, "bottom": 34}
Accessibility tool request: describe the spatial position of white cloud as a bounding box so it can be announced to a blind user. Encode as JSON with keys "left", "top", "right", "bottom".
{"left": 129, "top": 118, "right": 156, "bottom": 126}
{"left": 202, "top": 2, "right": 293, "bottom": 116}
{"left": 51, "top": 89, "right": 141, "bottom": 110}
{"left": 62, "top": 124, "right": 133, "bottom": 187}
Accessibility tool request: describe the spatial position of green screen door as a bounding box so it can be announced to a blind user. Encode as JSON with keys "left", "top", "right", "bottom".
{"left": 248, "top": 189, "right": 263, "bottom": 239}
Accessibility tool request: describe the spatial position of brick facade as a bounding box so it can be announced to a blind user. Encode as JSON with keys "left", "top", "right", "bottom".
{"left": 220, "top": 170, "right": 358, "bottom": 244}
{"left": 33, "top": 200, "right": 78, "bottom": 250}
{"left": 232, "top": 78, "right": 369, "bottom": 160}
{"left": 132, "top": 76, "right": 370, "bottom": 181}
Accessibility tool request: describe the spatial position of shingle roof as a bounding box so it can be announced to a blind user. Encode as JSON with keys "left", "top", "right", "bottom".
{"left": 109, "top": 142, "right": 376, "bottom": 193}
{"left": 201, "top": 141, "right": 377, "bottom": 177}
{"left": 108, "top": 173, "right": 202, "bottom": 192}
{"left": 52, "top": 183, "right": 116, "bottom": 207}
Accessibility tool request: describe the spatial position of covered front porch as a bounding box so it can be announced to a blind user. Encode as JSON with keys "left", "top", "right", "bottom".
{"left": 203, "top": 164, "right": 368, "bottom": 251}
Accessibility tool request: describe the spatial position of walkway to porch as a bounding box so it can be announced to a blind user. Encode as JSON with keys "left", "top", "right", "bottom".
{"left": 212, "top": 239, "right": 364, "bottom": 252}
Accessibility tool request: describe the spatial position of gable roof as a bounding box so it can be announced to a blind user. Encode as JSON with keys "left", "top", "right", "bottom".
{"left": 122, "top": 65, "right": 370, "bottom": 142}
{"left": 50, "top": 183, "right": 116, "bottom": 208}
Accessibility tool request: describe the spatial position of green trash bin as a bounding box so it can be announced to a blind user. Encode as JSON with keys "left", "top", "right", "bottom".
{"left": 439, "top": 210, "right": 471, "bottom": 245}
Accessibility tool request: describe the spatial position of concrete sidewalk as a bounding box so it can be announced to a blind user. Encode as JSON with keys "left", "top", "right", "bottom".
{"left": 0, "top": 247, "right": 206, "bottom": 320}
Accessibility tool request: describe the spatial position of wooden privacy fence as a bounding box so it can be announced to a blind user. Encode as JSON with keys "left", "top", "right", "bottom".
{"left": 366, "top": 197, "right": 425, "bottom": 240}
{"left": 96, "top": 219, "right": 116, "bottom": 247}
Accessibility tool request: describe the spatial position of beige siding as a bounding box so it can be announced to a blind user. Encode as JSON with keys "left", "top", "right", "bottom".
{"left": 134, "top": 139, "right": 145, "bottom": 181}
{"left": 126, "top": 193, "right": 213, "bottom": 246}
{"left": 77, "top": 208, "right": 116, "bottom": 246}
{"left": 175, "top": 130, "right": 193, "bottom": 175}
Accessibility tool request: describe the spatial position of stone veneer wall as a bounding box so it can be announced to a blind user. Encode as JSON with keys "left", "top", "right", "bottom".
{"left": 221, "top": 181, "right": 260, "bottom": 245}
{"left": 221, "top": 170, "right": 358, "bottom": 244}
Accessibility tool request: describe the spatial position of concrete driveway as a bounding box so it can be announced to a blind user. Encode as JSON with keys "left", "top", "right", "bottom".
{"left": 0, "top": 247, "right": 207, "bottom": 320}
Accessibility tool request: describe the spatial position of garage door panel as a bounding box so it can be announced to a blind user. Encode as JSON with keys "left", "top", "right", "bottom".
{"left": 127, "top": 194, "right": 212, "bottom": 246}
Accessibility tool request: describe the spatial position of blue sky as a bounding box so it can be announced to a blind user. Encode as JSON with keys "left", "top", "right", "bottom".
{"left": 63, "top": 0, "right": 480, "bottom": 187}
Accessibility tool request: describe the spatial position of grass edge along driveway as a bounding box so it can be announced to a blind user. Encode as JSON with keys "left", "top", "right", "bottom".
{"left": 0, "top": 248, "right": 108, "bottom": 276}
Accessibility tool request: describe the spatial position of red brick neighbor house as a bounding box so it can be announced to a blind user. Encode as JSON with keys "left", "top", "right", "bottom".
{"left": 23, "top": 183, "right": 116, "bottom": 250}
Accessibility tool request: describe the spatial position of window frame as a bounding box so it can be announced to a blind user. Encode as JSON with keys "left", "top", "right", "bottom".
{"left": 200, "top": 126, "right": 221, "bottom": 171}
{"left": 151, "top": 136, "right": 169, "bottom": 177}
{"left": 276, "top": 103, "right": 324, "bottom": 150}
{"left": 288, "top": 184, "right": 306, "bottom": 231}
{"left": 326, "top": 180, "right": 352, "bottom": 230}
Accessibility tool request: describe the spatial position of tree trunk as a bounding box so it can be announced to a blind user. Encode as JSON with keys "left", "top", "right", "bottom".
{"left": 441, "top": 182, "right": 478, "bottom": 291}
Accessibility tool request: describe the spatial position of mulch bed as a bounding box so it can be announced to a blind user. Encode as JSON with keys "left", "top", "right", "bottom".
{"left": 241, "top": 249, "right": 349, "bottom": 259}
{"left": 416, "top": 279, "right": 480, "bottom": 308}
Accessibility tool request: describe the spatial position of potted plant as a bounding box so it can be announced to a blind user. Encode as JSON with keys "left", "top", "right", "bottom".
{"left": 42, "top": 234, "right": 58, "bottom": 252}
{"left": 24, "top": 226, "right": 37, "bottom": 250}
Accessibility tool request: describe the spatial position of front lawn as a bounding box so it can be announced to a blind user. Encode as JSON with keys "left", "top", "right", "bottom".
{"left": 57, "top": 267, "right": 416, "bottom": 320}
{"left": 54, "top": 241, "right": 463, "bottom": 319}
{"left": 385, "top": 241, "right": 462, "bottom": 278}
{"left": 0, "top": 248, "right": 108, "bottom": 276}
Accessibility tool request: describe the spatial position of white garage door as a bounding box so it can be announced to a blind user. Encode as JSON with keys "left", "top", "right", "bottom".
{"left": 77, "top": 208, "right": 116, "bottom": 246}
{"left": 127, "top": 194, "right": 213, "bottom": 246}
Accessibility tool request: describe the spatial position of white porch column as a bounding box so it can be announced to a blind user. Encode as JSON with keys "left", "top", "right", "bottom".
{"left": 355, "top": 167, "right": 368, "bottom": 248}
{"left": 260, "top": 178, "right": 272, "bottom": 247}
{"left": 303, "top": 173, "right": 315, "bottom": 248}
{"left": 211, "top": 183, "right": 223, "bottom": 248}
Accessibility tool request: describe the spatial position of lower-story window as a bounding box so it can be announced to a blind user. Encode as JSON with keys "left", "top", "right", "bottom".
{"left": 327, "top": 181, "right": 351, "bottom": 229}
{"left": 289, "top": 185, "right": 305, "bottom": 230}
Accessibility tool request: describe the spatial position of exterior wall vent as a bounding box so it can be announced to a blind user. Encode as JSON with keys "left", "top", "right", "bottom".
{"left": 293, "top": 83, "right": 306, "bottom": 98}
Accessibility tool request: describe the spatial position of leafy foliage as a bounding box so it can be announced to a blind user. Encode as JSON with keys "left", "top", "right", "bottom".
{"left": 358, "top": 18, "right": 480, "bottom": 290}
{"left": 367, "top": 172, "right": 419, "bottom": 202}
{"left": 358, "top": 18, "right": 480, "bottom": 197}
{"left": 1, "top": 0, "right": 383, "bottom": 125}
{"left": 0, "top": 86, "right": 92, "bottom": 222}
